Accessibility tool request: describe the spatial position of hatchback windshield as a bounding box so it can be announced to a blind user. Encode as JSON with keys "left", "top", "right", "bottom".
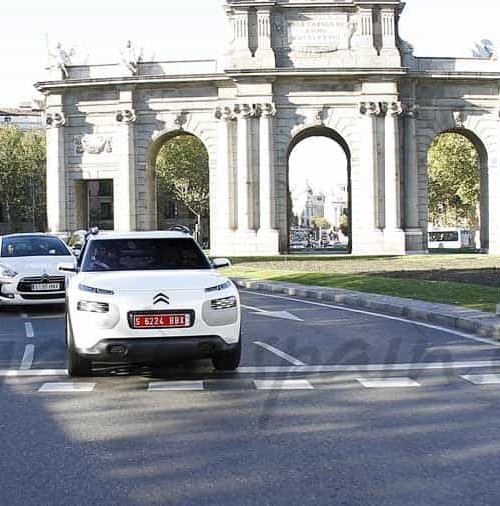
{"left": 80, "top": 238, "right": 211, "bottom": 272}
{"left": 1, "top": 235, "right": 71, "bottom": 257}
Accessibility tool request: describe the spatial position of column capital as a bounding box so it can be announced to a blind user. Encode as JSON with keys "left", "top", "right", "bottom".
{"left": 384, "top": 101, "right": 403, "bottom": 117}
{"left": 115, "top": 109, "right": 136, "bottom": 124}
{"left": 261, "top": 103, "right": 277, "bottom": 118}
{"left": 359, "top": 101, "right": 382, "bottom": 117}
{"left": 214, "top": 106, "right": 235, "bottom": 121}
{"left": 403, "top": 103, "right": 420, "bottom": 118}
{"left": 45, "top": 111, "right": 66, "bottom": 128}
{"left": 234, "top": 103, "right": 258, "bottom": 119}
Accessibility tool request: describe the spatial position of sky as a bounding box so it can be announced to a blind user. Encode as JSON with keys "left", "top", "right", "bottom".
{"left": 1, "top": 0, "right": 500, "bottom": 107}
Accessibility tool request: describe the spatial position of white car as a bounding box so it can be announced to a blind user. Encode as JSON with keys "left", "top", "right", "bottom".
{"left": 0, "top": 233, "right": 75, "bottom": 307}
{"left": 59, "top": 231, "right": 241, "bottom": 377}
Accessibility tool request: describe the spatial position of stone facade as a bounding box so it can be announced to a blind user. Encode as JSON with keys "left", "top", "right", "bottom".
{"left": 35, "top": 0, "right": 500, "bottom": 255}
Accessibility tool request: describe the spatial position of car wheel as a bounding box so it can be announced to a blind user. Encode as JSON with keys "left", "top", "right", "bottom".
{"left": 212, "top": 336, "right": 241, "bottom": 371}
{"left": 66, "top": 313, "right": 92, "bottom": 377}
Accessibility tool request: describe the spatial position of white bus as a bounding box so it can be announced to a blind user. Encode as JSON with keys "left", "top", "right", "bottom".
{"left": 428, "top": 228, "right": 475, "bottom": 249}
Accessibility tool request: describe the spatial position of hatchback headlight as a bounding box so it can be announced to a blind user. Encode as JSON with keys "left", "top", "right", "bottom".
{"left": 79, "top": 283, "right": 114, "bottom": 295}
{"left": 77, "top": 300, "right": 110, "bottom": 313}
{"left": 205, "top": 281, "right": 231, "bottom": 293}
{"left": 211, "top": 296, "right": 237, "bottom": 310}
{"left": 0, "top": 264, "right": 17, "bottom": 278}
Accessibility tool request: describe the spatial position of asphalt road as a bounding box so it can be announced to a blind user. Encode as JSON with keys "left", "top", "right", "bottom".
{"left": 2, "top": 289, "right": 500, "bottom": 505}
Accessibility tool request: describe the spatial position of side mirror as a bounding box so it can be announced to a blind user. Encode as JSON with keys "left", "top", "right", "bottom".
{"left": 58, "top": 262, "right": 78, "bottom": 273}
{"left": 211, "top": 258, "right": 231, "bottom": 269}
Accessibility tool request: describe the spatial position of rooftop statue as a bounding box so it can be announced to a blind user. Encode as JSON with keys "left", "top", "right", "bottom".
{"left": 48, "top": 42, "right": 74, "bottom": 79}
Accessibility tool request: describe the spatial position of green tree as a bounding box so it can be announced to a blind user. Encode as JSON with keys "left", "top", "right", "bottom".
{"left": 311, "top": 216, "right": 330, "bottom": 230}
{"left": 428, "top": 133, "right": 480, "bottom": 229}
{"left": 339, "top": 213, "right": 349, "bottom": 237}
{"left": 156, "top": 135, "right": 209, "bottom": 237}
{"left": 0, "top": 126, "right": 46, "bottom": 232}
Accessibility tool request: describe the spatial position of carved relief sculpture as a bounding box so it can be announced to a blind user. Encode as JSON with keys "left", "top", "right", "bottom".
{"left": 74, "top": 135, "right": 113, "bottom": 155}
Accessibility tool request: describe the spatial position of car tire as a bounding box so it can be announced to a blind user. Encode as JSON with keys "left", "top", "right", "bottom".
{"left": 66, "top": 313, "right": 92, "bottom": 377}
{"left": 212, "top": 335, "right": 241, "bottom": 371}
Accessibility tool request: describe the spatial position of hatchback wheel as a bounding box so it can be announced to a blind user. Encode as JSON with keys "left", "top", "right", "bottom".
{"left": 66, "top": 314, "right": 92, "bottom": 377}
{"left": 212, "top": 338, "right": 241, "bottom": 371}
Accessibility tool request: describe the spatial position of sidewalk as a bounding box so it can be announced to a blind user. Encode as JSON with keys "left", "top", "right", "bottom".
{"left": 233, "top": 277, "right": 500, "bottom": 339}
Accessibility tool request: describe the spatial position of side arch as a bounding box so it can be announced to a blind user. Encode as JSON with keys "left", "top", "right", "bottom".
{"left": 425, "top": 127, "right": 489, "bottom": 250}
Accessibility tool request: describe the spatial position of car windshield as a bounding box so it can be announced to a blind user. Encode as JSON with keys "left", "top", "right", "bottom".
{"left": 80, "top": 238, "right": 211, "bottom": 272}
{"left": 1, "top": 236, "right": 71, "bottom": 257}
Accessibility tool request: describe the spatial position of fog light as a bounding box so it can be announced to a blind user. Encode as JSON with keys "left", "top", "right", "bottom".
{"left": 77, "top": 300, "right": 109, "bottom": 313}
{"left": 211, "top": 296, "right": 237, "bottom": 310}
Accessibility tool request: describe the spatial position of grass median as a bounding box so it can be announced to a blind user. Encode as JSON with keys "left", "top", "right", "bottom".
{"left": 223, "top": 254, "right": 500, "bottom": 313}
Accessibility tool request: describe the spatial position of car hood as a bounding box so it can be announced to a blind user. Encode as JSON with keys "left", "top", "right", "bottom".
{"left": 0, "top": 256, "right": 74, "bottom": 275}
{"left": 77, "top": 270, "right": 232, "bottom": 292}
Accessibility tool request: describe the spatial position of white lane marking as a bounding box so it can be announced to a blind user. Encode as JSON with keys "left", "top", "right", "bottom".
{"left": 460, "top": 374, "right": 500, "bottom": 385}
{"left": 242, "top": 304, "right": 304, "bottom": 322}
{"left": 0, "top": 369, "right": 68, "bottom": 377}
{"left": 148, "top": 381, "right": 204, "bottom": 391}
{"left": 20, "top": 312, "right": 28, "bottom": 319}
{"left": 25, "top": 322, "right": 34, "bottom": 339}
{"left": 38, "top": 382, "right": 96, "bottom": 392}
{"left": 254, "top": 341, "right": 305, "bottom": 366}
{"left": 19, "top": 344, "right": 35, "bottom": 370}
{"left": 357, "top": 377, "right": 420, "bottom": 388}
{"left": 232, "top": 360, "right": 500, "bottom": 374}
{"left": 241, "top": 290, "right": 500, "bottom": 347}
{"left": 254, "top": 379, "right": 314, "bottom": 390}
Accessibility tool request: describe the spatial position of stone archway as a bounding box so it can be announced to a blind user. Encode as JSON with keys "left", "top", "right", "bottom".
{"left": 426, "top": 128, "right": 489, "bottom": 250}
{"left": 145, "top": 130, "right": 210, "bottom": 243}
{"left": 286, "top": 126, "right": 352, "bottom": 253}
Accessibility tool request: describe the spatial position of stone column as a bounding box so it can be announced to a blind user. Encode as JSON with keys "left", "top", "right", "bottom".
{"left": 384, "top": 102, "right": 403, "bottom": 231}
{"left": 115, "top": 90, "right": 137, "bottom": 232}
{"left": 235, "top": 104, "right": 254, "bottom": 232}
{"left": 259, "top": 103, "right": 276, "bottom": 231}
{"left": 403, "top": 104, "right": 419, "bottom": 230}
{"left": 255, "top": 8, "right": 275, "bottom": 68}
{"left": 214, "top": 106, "right": 235, "bottom": 232}
{"left": 45, "top": 99, "right": 67, "bottom": 234}
{"left": 358, "top": 102, "right": 381, "bottom": 231}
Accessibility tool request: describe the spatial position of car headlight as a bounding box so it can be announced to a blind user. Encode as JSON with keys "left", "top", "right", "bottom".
{"left": 205, "top": 281, "right": 231, "bottom": 293}
{"left": 78, "top": 283, "right": 114, "bottom": 295}
{"left": 210, "top": 296, "right": 237, "bottom": 310}
{"left": 77, "top": 300, "right": 110, "bottom": 313}
{"left": 0, "top": 263, "right": 17, "bottom": 278}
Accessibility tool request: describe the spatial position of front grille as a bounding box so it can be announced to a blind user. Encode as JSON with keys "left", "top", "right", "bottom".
{"left": 17, "top": 276, "right": 66, "bottom": 293}
{"left": 21, "top": 293, "right": 64, "bottom": 300}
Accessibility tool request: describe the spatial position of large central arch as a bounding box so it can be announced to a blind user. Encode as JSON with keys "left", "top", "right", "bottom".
{"left": 286, "top": 126, "right": 352, "bottom": 253}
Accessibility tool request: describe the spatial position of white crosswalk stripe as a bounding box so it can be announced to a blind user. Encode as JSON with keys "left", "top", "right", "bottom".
{"left": 356, "top": 377, "right": 420, "bottom": 388}
{"left": 148, "top": 381, "right": 205, "bottom": 391}
{"left": 38, "top": 382, "right": 96, "bottom": 392}
{"left": 253, "top": 379, "right": 314, "bottom": 390}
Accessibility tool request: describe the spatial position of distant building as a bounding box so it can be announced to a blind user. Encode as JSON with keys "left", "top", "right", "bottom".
{"left": 324, "top": 184, "right": 348, "bottom": 229}
{"left": 0, "top": 102, "right": 44, "bottom": 131}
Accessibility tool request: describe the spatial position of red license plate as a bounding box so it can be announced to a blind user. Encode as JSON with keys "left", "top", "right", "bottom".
{"left": 132, "top": 313, "right": 190, "bottom": 329}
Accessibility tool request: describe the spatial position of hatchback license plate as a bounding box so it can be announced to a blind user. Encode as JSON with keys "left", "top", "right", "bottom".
{"left": 132, "top": 313, "right": 190, "bottom": 329}
{"left": 32, "top": 283, "right": 60, "bottom": 291}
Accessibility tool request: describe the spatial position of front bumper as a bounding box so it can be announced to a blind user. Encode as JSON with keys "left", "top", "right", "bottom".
{"left": 77, "top": 336, "right": 240, "bottom": 363}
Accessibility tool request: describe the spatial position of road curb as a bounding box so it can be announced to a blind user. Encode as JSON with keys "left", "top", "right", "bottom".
{"left": 233, "top": 278, "right": 500, "bottom": 339}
